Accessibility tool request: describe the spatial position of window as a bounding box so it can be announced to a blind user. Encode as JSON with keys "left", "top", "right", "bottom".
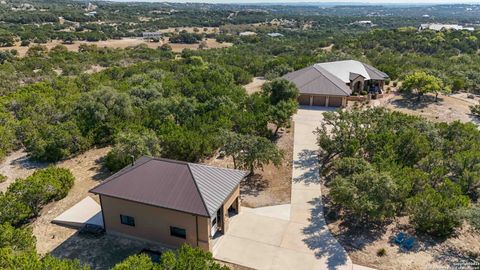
{"left": 170, "top": 226, "right": 186, "bottom": 239}
{"left": 120, "top": 215, "right": 135, "bottom": 227}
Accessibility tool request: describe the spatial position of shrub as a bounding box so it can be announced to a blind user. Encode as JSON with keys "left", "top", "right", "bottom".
{"left": 376, "top": 248, "right": 387, "bottom": 257}
{"left": 0, "top": 174, "right": 6, "bottom": 183}
{"left": 407, "top": 180, "right": 469, "bottom": 237}
{"left": 0, "top": 223, "right": 36, "bottom": 253}
{"left": 104, "top": 129, "right": 162, "bottom": 172}
{"left": 470, "top": 102, "right": 480, "bottom": 118}
{"left": 113, "top": 245, "right": 228, "bottom": 270}
{"left": 6, "top": 167, "right": 75, "bottom": 217}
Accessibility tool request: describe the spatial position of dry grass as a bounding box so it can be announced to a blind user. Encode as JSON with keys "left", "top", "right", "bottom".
{"left": 243, "top": 77, "right": 267, "bottom": 95}
{"left": 0, "top": 38, "right": 232, "bottom": 57}
{"left": 204, "top": 126, "right": 294, "bottom": 208}
{"left": 373, "top": 91, "right": 479, "bottom": 125}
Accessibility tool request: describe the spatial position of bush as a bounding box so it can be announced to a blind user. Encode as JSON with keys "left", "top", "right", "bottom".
{"left": 407, "top": 180, "right": 469, "bottom": 237}
{"left": 0, "top": 223, "right": 36, "bottom": 253}
{"left": 376, "top": 248, "right": 387, "bottom": 257}
{"left": 113, "top": 244, "right": 228, "bottom": 270}
{"left": 0, "top": 174, "right": 6, "bottom": 183}
{"left": 6, "top": 167, "right": 75, "bottom": 217}
{"left": 105, "top": 129, "right": 162, "bottom": 172}
{"left": 470, "top": 102, "right": 480, "bottom": 118}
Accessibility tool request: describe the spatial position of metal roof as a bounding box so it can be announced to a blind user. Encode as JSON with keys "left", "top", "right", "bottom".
{"left": 283, "top": 60, "right": 388, "bottom": 97}
{"left": 90, "top": 157, "right": 247, "bottom": 217}
{"left": 189, "top": 164, "right": 246, "bottom": 217}
{"left": 282, "top": 65, "right": 352, "bottom": 96}
{"left": 315, "top": 60, "right": 388, "bottom": 83}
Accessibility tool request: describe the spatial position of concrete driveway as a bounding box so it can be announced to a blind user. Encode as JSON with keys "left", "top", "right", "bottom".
{"left": 214, "top": 107, "right": 355, "bottom": 270}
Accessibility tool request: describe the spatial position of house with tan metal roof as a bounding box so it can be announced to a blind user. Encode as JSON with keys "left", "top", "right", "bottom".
{"left": 283, "top": 60, "right": 389, "bottom": 107}
{"left": 90, "top": 156, "right": 247, "bottom": 251}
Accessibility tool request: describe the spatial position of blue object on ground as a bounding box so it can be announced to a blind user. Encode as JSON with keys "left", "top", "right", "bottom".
{"left": 402, "top": 236, "right": 415, "bottom": 250}
{"left": 394, "top": 232, "right": 405, "bottom": 244}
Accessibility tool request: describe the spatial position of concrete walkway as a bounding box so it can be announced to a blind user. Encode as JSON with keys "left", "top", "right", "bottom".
{"left": 214, "top": 108, "right": 356, "bottom": 270}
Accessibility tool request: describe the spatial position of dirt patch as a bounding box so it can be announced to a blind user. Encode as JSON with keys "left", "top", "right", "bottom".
{"left": 0, "top": 38, "right": 232, "bottom": 57}
{"left": 29, "top": 147, "right": 111, "bottom": 255}
{"left": 243, "top": 77, "right": 267, "bottom": 95}
{"left": 0, "top": 149, "right": 49, "bottom": 193}
{"left": 204, "top": 127, "right": 293, "bottom": 208}
{"left": 370, "top": 91, "right": 479, "bottom": 125}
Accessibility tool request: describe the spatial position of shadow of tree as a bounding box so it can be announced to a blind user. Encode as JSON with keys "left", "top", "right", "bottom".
{"left": 91, "top": 156, "right": 111, "bottom": 181}
{"left": 10, "top": 153, "right": 49, "bottom": 171}
{"left": 390, "top": 93, "right": 444, "bottom": 110}
{"left": 293, "top": 149, "right": 320, "bottom": 185}
{"left": 240, "top": 174, "right": 269, "bottom": 197}
{"left": 302, "top": 197, "right": 349, "bottom": 269}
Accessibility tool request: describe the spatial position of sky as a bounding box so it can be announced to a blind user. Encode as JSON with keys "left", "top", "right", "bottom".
{"left": 145, "top": 0, "right": 480, "bottom": 3}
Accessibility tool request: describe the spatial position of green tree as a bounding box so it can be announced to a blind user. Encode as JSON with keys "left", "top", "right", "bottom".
{"left": 329, "top": 169, "right": 400, "bottom": 222}
{"left": 269, "top": 100, "right": 298, "bottom": 136}
{"left": 407, "top": 180, "right": 469, "bottom": 236}
{"left": 7, "top": 167, "right": 74, "bottom": 217}
{"left": 224, "top": 132, "right": 283, "bottom": 175}
{"left": 262, "top": 79, "right": 299, "bottom": 105}
{"left": 75, "top": 87, "right": 134, "bottom": 145}
{"left": 401, "top": 71, "right": 448, "bottom": 101}
{"left": 112, "top": 254, "right": 159, "bottom": 270}
{"left": 160, "top": 245, "right": 228, "bottom": 270}
{"left": 105, "top": 129, "right": 162, "bottom": 172}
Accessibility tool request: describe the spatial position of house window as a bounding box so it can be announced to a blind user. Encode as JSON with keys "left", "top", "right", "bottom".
{"left": 120, "top": 215, "right": 135, "bottom": 227}
{"left": 170, "top": 226, "right": 186, "bottom": 239}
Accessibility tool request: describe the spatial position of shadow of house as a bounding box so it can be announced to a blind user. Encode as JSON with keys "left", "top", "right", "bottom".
{"left": 50, "top": 232, "right": 168, "bottom": 270}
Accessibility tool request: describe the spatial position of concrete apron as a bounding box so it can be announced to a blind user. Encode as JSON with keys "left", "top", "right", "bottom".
{"left": 213, "top": 108, "right": 353, "bottom": 270}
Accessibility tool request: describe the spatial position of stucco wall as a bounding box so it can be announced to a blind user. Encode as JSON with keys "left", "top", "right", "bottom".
{"left": 100, "top": 195, "right": 211, "bottom": 250}
{"left": 221, "top": 185, "right": 240, "bottom": 232}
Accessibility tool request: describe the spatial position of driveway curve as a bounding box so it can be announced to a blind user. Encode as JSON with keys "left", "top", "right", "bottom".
{"left": 213, "top": 107, "right": 354, "bottom": 270}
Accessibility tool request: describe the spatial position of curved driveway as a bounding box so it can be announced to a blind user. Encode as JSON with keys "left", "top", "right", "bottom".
{"left": 213, "top": 108, "right": 355, "bottom": 270}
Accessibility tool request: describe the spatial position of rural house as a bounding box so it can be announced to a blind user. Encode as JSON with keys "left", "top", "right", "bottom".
{"left": 283, "top": 60, "right": 389, "bottom": 107}
{"left": 90, "top": 156, "right": 247, "bottom": 251}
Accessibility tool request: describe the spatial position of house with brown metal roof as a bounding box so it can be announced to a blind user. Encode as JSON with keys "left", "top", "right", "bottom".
{"left": 90, "top": 156, "right": 247, "bottom": 251}
{"left": 283, "top": 60, "right": 389, "bottom": 107}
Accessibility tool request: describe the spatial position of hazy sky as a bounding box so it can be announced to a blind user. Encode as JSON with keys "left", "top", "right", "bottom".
{"left": 150, "top": 0, "right": 479, "bottom": 3}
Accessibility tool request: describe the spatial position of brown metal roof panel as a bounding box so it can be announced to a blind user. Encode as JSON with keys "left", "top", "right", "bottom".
{"left": 90, "top": 158, "right": 209, "bottom": 217}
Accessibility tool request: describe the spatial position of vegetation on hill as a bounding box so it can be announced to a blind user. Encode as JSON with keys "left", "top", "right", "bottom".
{"left": 317, "top": 107, "right": 479, "bottom": 236}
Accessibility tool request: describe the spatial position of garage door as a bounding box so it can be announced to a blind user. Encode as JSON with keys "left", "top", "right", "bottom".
{"left": 312, "top": 96, "right": 326, "bottom": 106}
{"left": 297, "top": 95, "right": 310, "bottom": 105}
{"left": 328, "top": 97, "right": 343, "bottom": 107}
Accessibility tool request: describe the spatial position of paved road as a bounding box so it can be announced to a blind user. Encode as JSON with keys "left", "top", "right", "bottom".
{"left": 214, "top": 107, "right": 355, "bottom": 270}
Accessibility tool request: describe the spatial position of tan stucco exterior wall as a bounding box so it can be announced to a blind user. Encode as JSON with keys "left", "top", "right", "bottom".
{"left": 221, "top": 185, "right": 240, "bottom": 233}
{"left": 100, "top": 195, "right": 211, "bottom": 251}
